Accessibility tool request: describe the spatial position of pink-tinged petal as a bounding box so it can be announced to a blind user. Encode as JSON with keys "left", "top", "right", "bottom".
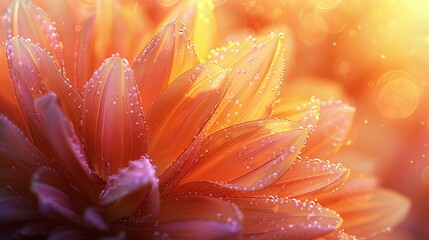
{"left": 2, "top": 0, "right": 63, "bottom": 70}
{"left": 48, "top": 226, "right": 86, "bottom": 240}
{"left": 48, "top": 225, "right": 125, "bottom": 240}
{"left": 245, "top": 158, "right": 349, "bottom": 199}
{"left": 301, "top": 100, "right": 355, "bottom": 159}
{"left": 155, "top": 221, "right": 240, "bottom": 240}
{"left": 317, "top": 230, "right": 357, "bottom": 240}
{"left": 83, "top": 207, "right": 110, "bottom": 232}
{"left": 133, "top": 19, "right": 199, "bottom": 110}
{"left": 166, "top": 0, "right": 218, "bottom": 58}
{"left": 273, "top": 96, "right": 321, "bottom": 132}
{"left": 31, "top": 168, "right": 83, "bottom": 223}
{"left": 15, "top": 221, "right": 55, "bottom": 239}
{"left": 0, "top": 191, "right": 41, "bottom": 224}
{"left": 83, "top": 56, "right": 147, "bottom": 180}
{"left": 3, "top": 75, "right": 51, "bottom": 155}
{"left": 207, "top": 33, "right": 288, "bottom": 133}
{"left": 324, "top": 189, "right": 410, "bottom": 238}
{"left": 76, "top": 0, "right": 152, "bottom": 93}
{"left": 232, "top": 197, "right": 341, "bottom": 240}
{"left": 99, "top": 156, "right": 159, "bottom": 224}
{"left": 6, "top": 38, "right": 82, "bottom": 133}
{"left": 146, "top": 64, "right": 231, "bottom": 175}
{"left": 34, "top": 93, "right": 104, "bottom": 198}
{"left": 0, "top": 113, "right": 51, "bottom": 169}
{"left": 154, "top": 195, "right": 242, "bottom": 240}
{"left": 180, "top": 120, "right": 308, "bottom": 190}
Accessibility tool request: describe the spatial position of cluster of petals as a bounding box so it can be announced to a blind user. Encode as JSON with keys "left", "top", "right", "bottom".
{"left": 0, "top": 0, "right": 409, "bottom": 239}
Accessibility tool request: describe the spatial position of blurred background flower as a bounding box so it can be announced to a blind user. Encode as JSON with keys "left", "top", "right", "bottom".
{"left": 0, "top": 0, "right": 423, "bottom": 239}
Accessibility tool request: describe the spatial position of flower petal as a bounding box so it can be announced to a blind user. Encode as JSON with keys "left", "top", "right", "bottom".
{"left": 133, "top": 19, "right": 199, "bottom": 110}
{"left": 166, "top": 0, "right": 218, "bottom": 58}
{"left": 99, "top": 156, "right": 159, "bottom": 224}
{"left": 317, "top": 230, "right": 357, "bottom": 240}
{"left": 6, "top": 37, "right": 82, "bottom": 134}
{"left": 0, "top": 188, "right": 41, "bottom": 224}
{"left": 2, "top": 72, "right": 50, "bottom": 154}
{"left": 324, "top": 189, "right": 410, "bottom": 238}
{"left": 34, "top": 93, "right": 103, "bottom": 197}
{"left": 273, "top": 96, "right": 321, "bottom": 131}
{"left": 29, "top": 0, "right": 91, "bottom": 85}
{"left": 171, "top": 158, "right": 349, "bottom": 200}
{"left": 245, "top": 158, "right": 349, "bottom": 199}
{"left": 301, "top": 100, "right": 355, "bottom": 159}
{"left": 317, "top": 174, "right": 379, "bottom": 204}
{"left": 31, "top": 168, "right": 85, "bottom": 223}
{"left": 180, "top": 120, "right": 308, "bottom": 190}
{"left": 83, "top": 57, "right": 147, "bottom": 180}
{"left": 207, "top": 33, "right": 288, "bottom": 133}
{"left": 146, "top": 64, "right": 231, "bottom": 175}
{"left": 159, "top": 133, "right": 204, "bottom": 193}
{"left": 15, "top": 221, "right": 54, "bottom": 239}
{"left": 0, "top": 168, "right": 30, "bottom": 189}
{"left": 0, "top": 53, "right": 22, "bottom": 128}
{"left": 83, "top": 207, "right": 110, "bottom": 232}
{"left": 2, "top": 0, "right": 63, "bottom": 70}
{"left": 48, "top": 226, "right": 86, "bottom": 240}
{"left": 76, "top": 0, "right": 152, "bottom": 92}
{"left": 0, "top": 113, "right": 50, "bottom": 169}
{"left": 232, "top": 197, "right": 342, "bottom": 239}
{"left": 154, "top": 195, "right": 242, "bottom": 240}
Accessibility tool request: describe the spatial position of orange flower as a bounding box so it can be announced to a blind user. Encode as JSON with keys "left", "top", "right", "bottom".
{"left": 0, "top": 0, "right": 409, "bottom": 239}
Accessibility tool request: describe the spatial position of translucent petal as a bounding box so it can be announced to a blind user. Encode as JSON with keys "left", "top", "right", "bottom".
{"left": 99, "top": 156, "right": 159, "bottom": 224}
{"left": 76, "top": 0, "right": 152, "bottom": 92}
{"left": 83, "top": 57, "right": 147, "bottom": 180}
{"left": 146, "top": 64, "right": 231, "bottom": 175}
{"left": 207, "top": 33, "right": 288, "bottom": 133}
{"left": 324, "top": 189, "right": 410, "bottom": 238}
{"left": 180, "top": 120, "right": 308, "bottom": 190}
{"left": 302, "top": 100, "right": 355, "bottom": 159}
{"left": 133, "top": 19, "right": 199, "bottom": 110}
{"left": 273, "top": 96, "right": 321, "bottom": 131}
{"left": 165, "top": 0, "right": 218, "bottom": 58}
